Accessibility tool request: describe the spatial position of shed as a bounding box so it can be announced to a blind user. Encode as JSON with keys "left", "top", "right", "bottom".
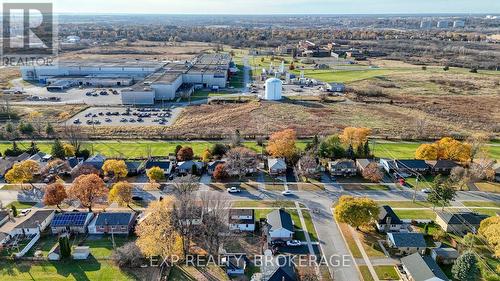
{"left": 431, "top": 247, "right": 459, "bottom": 265}
{"left": 72, "top": 246, "right": 90, "bottom": 260}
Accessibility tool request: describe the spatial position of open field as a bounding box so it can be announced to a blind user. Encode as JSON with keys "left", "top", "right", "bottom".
{"left": 475, "top": 182, "right": 500, "bottom": 193}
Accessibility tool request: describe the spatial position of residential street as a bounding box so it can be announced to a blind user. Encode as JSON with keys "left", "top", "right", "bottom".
{"left": 1, "top": 181, "right": 498, "bottom": 281}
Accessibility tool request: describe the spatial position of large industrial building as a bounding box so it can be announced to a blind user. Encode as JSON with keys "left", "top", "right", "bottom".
{"left": 21, "top": 53, "right": 232, "bottom": 105}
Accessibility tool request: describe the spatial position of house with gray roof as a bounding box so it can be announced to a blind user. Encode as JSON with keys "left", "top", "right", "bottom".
{"left": 376, "top": 205, "right": 404, "bottom": 232}
{"left": 328, "top": 159, "right": 356, "bottom": 177}
{"left": 177, "top": 160, "right": 204, "bottom": 175}
{"left": 259, "top": 255, "right": 297, "bottom": 281}
{"left": 266, "top": 209, "right": 294, "bottom": 241}
{"left": 426, "top": 160, "right": 460, "bottom": 175}
{"left": 268, "top": 158, "right": 287, "bottom": 175}
{"left": 145, "top": 160, "right": 173, "bottom": 176}
{"left": 387, "top": 232, "right": 427, "bottom": 255}
{"left": 401, "top": 253, "right": 449, "bottom": 281}
{"left": 84, "top": 154, "right": 106, "bottom": 170}
{"left": 88, "top": 212, "right": 136, "bottom": 235}
{"left": 431, "top": 247, "right": 459, "bottom": 265}
{"left": 435, "top": 211, "right": 487, "bottom": 235}
{"left": 12, "top": 210, "right": 55, "bottom": 235}
{"left": 356, "top": 158, "right": 376, "bottom": 174}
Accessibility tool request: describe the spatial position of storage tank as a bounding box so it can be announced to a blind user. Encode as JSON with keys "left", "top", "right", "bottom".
{"left": 264, "top": 78, "right": 283, "bottom": 100}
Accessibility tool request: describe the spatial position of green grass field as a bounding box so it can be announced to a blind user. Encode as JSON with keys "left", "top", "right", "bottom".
{"left": 293, "top": 68, "right": 408, "bottom": 83}
{"left": 0, "top": 260, "right": 137, "bottom": 281}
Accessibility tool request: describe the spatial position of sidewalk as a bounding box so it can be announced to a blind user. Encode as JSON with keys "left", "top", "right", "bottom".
{"left": 349, "top": 226, "right": 380, "bottom": 281}
{"left": 295, "top": 201, "right": 315, "bottom": 256}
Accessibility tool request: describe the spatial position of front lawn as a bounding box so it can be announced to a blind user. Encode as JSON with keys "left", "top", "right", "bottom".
{"left": 376, "top": 201, "right": 433, "bottom": 208}
{"left": 374, "top": 266, "right": 399, "bottom": 280}
{"left": 475, "top": 182, "right": 500, "bottom": 193}
{"left": 359, "top": 265, "right": 375, "bottom": 281}
{"left": 338, "top": 223, "right": 362, "bottom": 258}
{"left": 0, "top": 259, "right": 137, "bottom": 281}
{"left": 6, "top": 201, "right": 37, "bottom": 210}
{"left": 394, "top": 210, "right": 436, "bottom": 220}
{"left": 461, "top": 201, "right": 500, "bottom": 208}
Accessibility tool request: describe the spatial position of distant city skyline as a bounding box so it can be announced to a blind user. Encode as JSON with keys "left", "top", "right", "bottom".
{"left": 32, "top": 0, "right": 500, "bottom": 15}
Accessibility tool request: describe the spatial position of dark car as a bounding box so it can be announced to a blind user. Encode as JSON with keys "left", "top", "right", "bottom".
{"left": 132, "top": 196, "right": 143, "bottom": 201}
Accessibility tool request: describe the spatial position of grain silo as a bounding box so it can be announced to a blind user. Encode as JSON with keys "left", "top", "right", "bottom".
{"left": 264, "top": 78, "right": 283, "bottom": 100}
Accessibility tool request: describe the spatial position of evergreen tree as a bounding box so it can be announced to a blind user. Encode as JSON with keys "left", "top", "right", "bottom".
{"left": 346, "top": 144, "right": 354, "bottom": 159}
{"left": 356, "top": 144, "right": 364, "bottom": 158}
{"left": 51, "top": 139, "right": 66, "bottom": 159}
{"left": 174, "top": 145, "right": 183, "bottom": 155}
{"left": 452, "top": 251, "right": 479, "bottom": 281}
{"left": 46, "top": 123, "right": 55, "bottom": 136}
{"left": 59, "top": 235, "right": 71, "bottom": 259}
{"left": 423, "top": 223, "right": 429, "bottom": 234}
{"left": 363, "top": 141, "right": 371, "bottom": 157}
{"left": 5, "top": 122, "right": 14, "bottom": 133}
{"left": 26, "top": 141, "right": 40, "bottom": 155}
{"left": 11, "top": 205, "right": 17, "bottom": 217}
{"left": 4, "top": 141, "right": 25, "bottom": 157}
{"left": 191, "top": 164, "right": 198, "bottom": 175}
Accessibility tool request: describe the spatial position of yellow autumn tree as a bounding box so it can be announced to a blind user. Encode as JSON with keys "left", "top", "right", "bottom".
{"left": 478, "top": 216, "right": 500, "bottom": 258}
{"left": 340, "top": 127, "right": 371, "bottom": 149}
{"left": 415, "top": 137, "right": 471, "bottom": 162}
{"left": 201, "top": 149, "right": 212, "bottom": 162}
{"left": 334, "top": 195, "right": 379, "bottom": 230}
{"left": 266, "top": 129, "right": 297, "bottom": 159}
{"left": 102, "top": 160, "right": 128, "bottom": 181}
{"left": 136, "top": 197, "right": 184, "bottom": 261}
{"left": 63, "top": 143, "right": 76, "bottom": 157}
{"left": 108, "top": 181, "right": 133, "bottom": 207}
{"left": 5, "top": 160, "right": 40, "bottom": 189}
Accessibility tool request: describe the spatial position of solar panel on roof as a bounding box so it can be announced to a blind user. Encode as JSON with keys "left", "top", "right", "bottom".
{"left": 51, "top": 213, "right": 90, "bottom": 227}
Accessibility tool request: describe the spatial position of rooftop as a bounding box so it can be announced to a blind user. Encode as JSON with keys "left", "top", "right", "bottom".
{"left": 51, "top": 212, "right": 93, "bottom": 227}
{"left": 436, "top": 212, "right": 488, "bottom": 225}
{"left": 387, "top": 232, "right": 427, "bottom": 248}
{"left": 378, "top": 205, "right": 403, "bottom": 225}
{"left": 267, "top": 209, "right": 293, "bottom": 232}
{"left": 15, "top": 210, "right": 55, "bottom": 229}
{"left": 94, "top": 212, "right": 135, "bottom": 226}
{"left": 401, "top": 253, "right": 449, "bottom": 281}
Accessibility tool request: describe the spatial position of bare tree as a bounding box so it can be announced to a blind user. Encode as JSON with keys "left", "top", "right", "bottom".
{"left": 199, "top": 192, "right": 232, "bottom": 256}
{"left": 224, "top": 147, "right": 257, "bottom": 180}
{"left": 111, "top": 242, "right": 144, "bottom": 268}
{"left": 171, "top": 195, "right": 201, "bottom": 256}
{"left": 466, "top": 133, "right": 489, "bottom": 163}
{"left": 64, "top": 125, "right": 85, "bottom": 152}
{"left": 172, "top": 175, "right": 199, "bottom": 196}
{"left": 297, "top": 153, "right": 318, "bottom": 181}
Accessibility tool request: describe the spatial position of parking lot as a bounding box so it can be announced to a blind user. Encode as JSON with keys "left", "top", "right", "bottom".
{"left": 66, "top": 106, "right": 183, "bottom": 127}
{"left": 18, "top": 84, "right": 124, "bottom": 105}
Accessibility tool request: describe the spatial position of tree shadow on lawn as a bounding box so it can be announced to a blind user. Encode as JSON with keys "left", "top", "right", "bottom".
{"left": 52, "top": 256, "right": 101, "bottom": 281}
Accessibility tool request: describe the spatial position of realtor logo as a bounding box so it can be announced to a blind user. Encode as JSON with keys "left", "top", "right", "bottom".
{"left": 2, "top": 3, "right": 56, "bottom": 66}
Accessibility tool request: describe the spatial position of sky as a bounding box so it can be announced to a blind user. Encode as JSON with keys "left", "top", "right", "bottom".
{"left": 4, "top": 0, "right": 498, "bottom": 15}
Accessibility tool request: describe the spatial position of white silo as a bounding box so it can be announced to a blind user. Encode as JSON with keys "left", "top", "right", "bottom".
{"left": 264, "top": 78, "right": 283, "bottom": 100}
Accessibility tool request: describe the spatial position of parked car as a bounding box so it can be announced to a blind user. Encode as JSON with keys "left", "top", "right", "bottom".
{"left": 286, "top": 240, "right": 301, "bottom": 247}
{"left": 73, "top": 119, "right": 81, "bottom": 124}
{"left": 281, "top": 190, "right": 292, "bottom": 196}
{"left": 270, "top": 240, "right": 286, "bottom": 246}
{"left": 132, "top": 196, "right": 143, "bottom": 201}
{"left": 227, "top": 187, "right": 241, "bottom": 193}
{"left": 20, "top": 209, "right": 32, "bottom": 216}
{"left": 421, "top": 188, "right": 431, "bottom": 194}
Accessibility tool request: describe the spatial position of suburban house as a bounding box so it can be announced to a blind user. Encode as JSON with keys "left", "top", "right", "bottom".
{"left": 225, "top": 255, "right": 247, "bottom": 275}
{"left": 145, "top": 160, "right": 173, "bottom": 176}
{"left": 268, "top": 158, "right": 287, "bottom": 175}
{"left": 228, "top": 209, "right": 255, "bottom": 232}
{"left": 401, "top": 253, "right": 449, "bottom": 281}
{"left": 266, "top": 209, "right": 294, "bottom": 241}
{"left": 326, "top": 82, "right": 345, "bottom": 93}
{"left": 125, "top": 160, "right": 146, "bottom": 176}
{"left": 297, "top": 157, "right": 319, "bottom": 175}
{"left": 376, "top": 205, "right": 404, "bottom": 233}
{"left": 431, "top": 247, "right": 459, "bottom": 265}
{"left": 386, "top": 232, "right": 427, "bottom": 255}
{"left": 380, "top": 159, "right": 429, "bottom": 175}
{"left": 426, "top": 160, "right": 460, "bottom": 175}
{"left": 12, "top": 210, "right": 55, "bottom": 235}
{"left": 84, "top": 154, "right": 107, "bottom": 170}
{"left": 28, "top": 152, "right": 52, "bottom": 171}
{"left": 51, "top": 212, "right": 94, "bottom": 234}
{"left": 67, "top": 157, "right": 84, "bottom": 175}
{"left": 328, "top": 159, "right": 356, "bottom": 177}
{"left": 356, "top": 158, "right": 376, "bottom": 174}
{"left": 435, "top": 212, "right": 488, "bottom": 234}
{"left": 258, "top": 255, "right": 297, "bottom": 281}
{"left": 177, "top": 160, "right": 204, "bottom": 175}
{"left": 0, "top": 211, "right": 9, "bottom": 227}
{"left": 0, "top": 152, "right": 31, "bottom": 178}
{"left": 207, "top": 160, "right": 225, "bottom": 175}
{"left": 72, "top": 246, "right": 90, "bottom": 260}
{"left": 88, "top": 212, "right": 136, "bottom": 235}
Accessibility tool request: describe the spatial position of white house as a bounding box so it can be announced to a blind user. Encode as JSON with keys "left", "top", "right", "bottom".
{"left": 266, "top": 209, "right": 294, "bottom": 241}
{"left": 376, "top": 205, "right": 405, "bottom": 233}
{"left": 12, "top": 210, "right": 55, "bottom": 235}
{"left": 268, "top": 158, "right": 287, "bottom": 175}
{"left": 228, "top": 209, "right": 255, "bottom": 232}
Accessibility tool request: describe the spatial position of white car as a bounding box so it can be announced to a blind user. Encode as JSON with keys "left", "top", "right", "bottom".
{"left": 227, "top": 187, "right": 241, "bottom": 193}
{"left": 286, "top": 240, "right": 301, "bottom": 247}
{"left": 281, "top": 190, "right": 292, "bottom": 196}
{"left": 421, "top": 188, "right": 431, "bottom": 194}
{"left": 20, "top": 209, "right": 32, "bottom": 216}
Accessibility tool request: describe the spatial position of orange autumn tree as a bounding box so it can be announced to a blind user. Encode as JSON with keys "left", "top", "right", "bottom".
{"left": 69, "top": 174, "right": 108, "bottom": 211}
{"left": 266, "top": 129, "right": 297, "bottom": 159}
{"left": 416, "top": 137, "right": 471, "bottom": 162}
{"left": 340, "top": 127, "right": 372, "bottom": 149}
{"left": 43, "top": 181, "right": 67, "bottom": 210}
